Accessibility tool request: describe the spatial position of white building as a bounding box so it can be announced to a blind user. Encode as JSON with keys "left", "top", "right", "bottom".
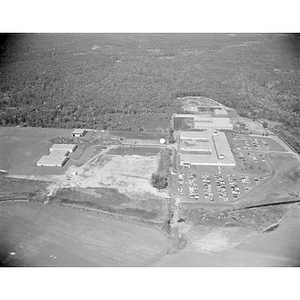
{"left": 37, "top": 155, "right": 69, "bottom": 167}
{"left": 71, "top": 129, "right": 87, "bottom": 137}
{"left": 50, "top": 144, "right": 77, "bottom": 153}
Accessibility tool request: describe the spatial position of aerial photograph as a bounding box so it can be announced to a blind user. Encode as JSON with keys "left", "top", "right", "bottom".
{"left": 0, "top": 32, "right": 299, "bottom": 268}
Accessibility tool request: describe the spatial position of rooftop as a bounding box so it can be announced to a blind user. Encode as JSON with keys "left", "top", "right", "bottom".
{"left": 179, "top": 130, "right": 235, "bottom": 166}
{"left": 50, "top": 144, "right": 77, "bottom": 152}
{"left": 72, "top": 128, "right": 86, "bottom": 134}
{"left": 37, "top": 155, "right": 69, "bottom": 166}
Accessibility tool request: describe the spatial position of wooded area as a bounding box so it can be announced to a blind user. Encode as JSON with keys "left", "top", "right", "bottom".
{"left": 0, "top": 33, "right": 299, "bottom": 150}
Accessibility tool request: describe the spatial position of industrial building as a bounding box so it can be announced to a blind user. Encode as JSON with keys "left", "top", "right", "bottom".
{"left": 36, "top": 154, "right": 69, "bottom": 167}
{"left": 178, "top": 130, "right": 235, "bottom": 166}
{"left": 172, "top": 114, "right": 233, "bottom": 131}
{"left": 71, "top": 129, "right": 87, "bottom": 137}
{"left": 37, "top": 143, "right": 77, "bottom": 167}
{"left": 50, "top": 144, "right": 77, "bottom": 153}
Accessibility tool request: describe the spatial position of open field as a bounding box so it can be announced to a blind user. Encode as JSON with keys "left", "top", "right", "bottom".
{"left": 110, "top": 130, "right": 167, "bottom": 140}
{"left": 0, "top": 126, "right": 91, "bottom": 176}
{"left": 236, "top": 153, "right": 300, "bottom": 207}
{"left": 0, "top": 202, "right": 168, "bottom": 266}
{"left": 108, "top": 146, "right": 162, "bottom": 156}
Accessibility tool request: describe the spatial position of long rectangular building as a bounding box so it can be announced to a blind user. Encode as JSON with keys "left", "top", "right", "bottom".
{"left": 179, "top": 130, "right": 235, "bottom": 166}
{"left": 37, "top": 155, "right": 69, "bottom": 167}
{"left": 50, "top": 144, "right": 77, "bottom": 153}
{"left": 172, "top": 114, "right": 233, "bottom": 131}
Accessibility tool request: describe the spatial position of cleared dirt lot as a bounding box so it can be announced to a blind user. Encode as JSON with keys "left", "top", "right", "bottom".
{"left": 156, "top": 204, "right": 300, "bottom": 266}
{"left": 53, "top": 151, "right": 168, "bottom": 199}
{"left": 0, "top": 202, "right": 169, "bottom": 266}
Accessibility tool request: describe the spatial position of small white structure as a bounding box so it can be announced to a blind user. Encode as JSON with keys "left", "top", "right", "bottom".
{"left": 37, "top": 155, "right": 69, "bottom": 167}
{"left": 71, "top": 129, "right": 86, "bottom": 137}
{"left": 159, "top": 138, "right": 166, "bottom": 144}
{"left": 50, "top": 144, "right": 77, "bottom": 153}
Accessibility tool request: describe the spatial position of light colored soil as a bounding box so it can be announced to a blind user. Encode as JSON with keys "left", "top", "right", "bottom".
{"left": 156, "top": 205, "right": 300, "bottom": 266}
{"left": 46, "top": 147, "right": 168, "bottom": 199}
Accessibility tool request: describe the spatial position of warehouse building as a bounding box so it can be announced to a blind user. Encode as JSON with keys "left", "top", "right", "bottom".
{"left": 172, "top": 114, "right": 233, "bottom": 131}
{"left": 37, "top": 155, "right": 69, "bottom": 167}
{"left": 179, "top": 130, "right": 235, "bottom": 166}
{"left": 37, "top": 143, "right": 77, "bottom": 167}
{"left": 50, "top": 144, "right": 77, "bottom": 153}
{"left": 71, "top": 129, "right": 87, "bottom": 137}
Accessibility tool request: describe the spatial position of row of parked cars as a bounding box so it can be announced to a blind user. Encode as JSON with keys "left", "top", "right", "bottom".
{"left": 227, "top": 174, "right": 241, "bottom": 199}
{"left": 251, "top": 138, "right": 261, "bottom": 150}
{"left": 248, "top": 152, "right": 258, "bottom": 162}
{"left": 202, "top": 174, "right": 214, "bottom": 201}
{"left": 241, "top": 175, "right": 252, "bottom": 191}
{"left": 178, "top": 174, "right": 184, "bottom": 195}
{"left": 189, "top": 173, "right": 199, "bottom": 200}
{"left": 214, "top": 174, "right": 228, "bottom": 201}
{"left": 178, "top": 172, "right": 261, "bottom": 201}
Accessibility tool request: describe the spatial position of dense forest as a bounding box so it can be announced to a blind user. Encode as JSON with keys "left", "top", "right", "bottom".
{"left": 0, "top": 33, "right": 299, "bottom": 150}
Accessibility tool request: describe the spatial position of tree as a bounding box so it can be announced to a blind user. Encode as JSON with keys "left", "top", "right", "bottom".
{"left": 168, "top": 127, "right": 175, "bottom": 144}
{"left": 263, "top": 121, "right": 268, "bottom": 128}
{"left": 150, "top": 173, "right": 168, "bottom": 190}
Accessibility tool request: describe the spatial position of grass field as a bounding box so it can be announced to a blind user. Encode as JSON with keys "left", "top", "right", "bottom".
{"left": 0, "top": 127, "right": 101, "bottom": 176}
{"left": 109, "top": 130, "right": 167, "bottom": 140}
{"left": 0, "top": 202, "right": 169, "bottom": 266}
{"left": 108, "top": 146, "right": 162, "bottom": 156}
{"left": 236, "top": 153, "right": 300, "bottom": 207}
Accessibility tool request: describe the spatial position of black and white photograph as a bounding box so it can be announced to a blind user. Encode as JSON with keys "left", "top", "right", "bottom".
{"left": 0, "top": 1, "right": 299, "bottom": 299}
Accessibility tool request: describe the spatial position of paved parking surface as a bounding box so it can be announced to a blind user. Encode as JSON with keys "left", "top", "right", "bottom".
{"left": 174, "top": 168, "right": 264, "bottom": 203}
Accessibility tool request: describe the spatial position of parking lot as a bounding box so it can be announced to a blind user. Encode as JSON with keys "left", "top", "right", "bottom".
{"left": 176, "top": 169, "right": 264, "bottom": 203}
{"left": 174, "top": 133, "right": 286, "bottom": 203}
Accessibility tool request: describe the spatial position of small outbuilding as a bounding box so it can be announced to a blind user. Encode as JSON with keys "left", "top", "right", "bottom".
{"left": 159, "top": 138, "right": 166, "bottom": 144}
{"left": 71, "top": 129, "right": 87, "bottom": 137}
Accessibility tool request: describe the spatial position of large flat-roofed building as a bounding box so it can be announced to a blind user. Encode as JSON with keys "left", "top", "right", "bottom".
{"left": 37, "top": 143, "right": 77, "bottom": 167}
{"left": 37, "top": 155, "right": 69, "bottom": 167}
{"left": 71, "top": 129, "right": 87, "bottom": 137}
{"left": 179, "top": 130, "right": 235, "bottom": 166}
{"left": 214, "top": 108, "right": 228, "bottom": 116}
{"left": 49, "top": 149, "right": 69, "bottom": 156}
{"left": 50, "top": 144, "right": 77, "bottom": 153}
{"left": 172, "top": 114, "right": 233, "bottom": 131}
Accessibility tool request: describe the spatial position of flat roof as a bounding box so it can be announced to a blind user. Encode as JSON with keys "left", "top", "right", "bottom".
{"left": 49, "top": 149, "right": 69, "bottom": 156}
{"left": 180, "top": 131, "right": 212, "bottom": 151}
{"left": 214, "top": 108, "right": 228, "bottom": 115}
{"left": 37, "top": 155, "right": 69, "bottom": 166}
{"left": 50, "top": 144, "right": 77, "bottom": 152}
{"left": 172, "top": 114, "right": 233, "bottom": 130}
{"left": 213, "top": 132, "right": 235, "bottom": 165}
{"left": 179, "top": 131, "right": 208, "bottom": 139}
{"left": 179, "top": 130, "right": 235, "bottom": 166}
{"left": 72, "top": 129, "right": 86, "bottom": 134}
